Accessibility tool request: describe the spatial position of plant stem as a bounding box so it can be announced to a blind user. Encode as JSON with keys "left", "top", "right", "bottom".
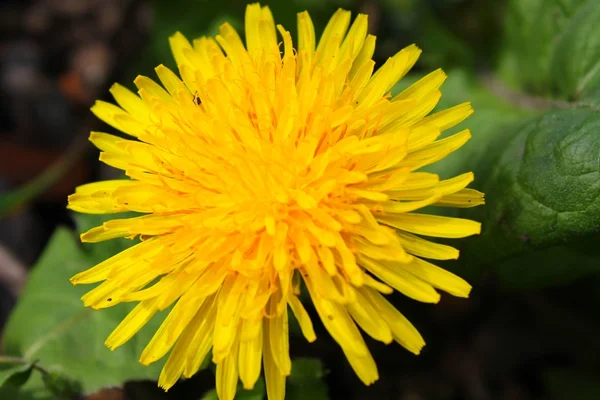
{"left": 0, "top": 134, "right": 90, "bottom": 219}
{"left": 0, "top": 355, "right": 28, "bottom": 365}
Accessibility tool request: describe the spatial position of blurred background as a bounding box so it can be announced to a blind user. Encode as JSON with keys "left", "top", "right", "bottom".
{"left": 1, "top": 0, "right": 600, "bottom": 399}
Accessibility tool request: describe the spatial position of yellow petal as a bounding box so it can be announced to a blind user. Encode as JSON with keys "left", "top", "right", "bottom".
{"left": 158, "top": 294, "right": 217, "bottom": 390}
{"left": 417, "top": 101, "right": 473, "bottom": 131}
{"left": 377, "top": 212, "right": 481, "bottom": 238}
{"left": 238, "top": 318, "right": 263, "bottom": 389}
{"left": 216, "top": 341, "right": 239, "bottom": 400}
{"left": 288, "top": 295, "right": 316, "bottom": 342}
{"left": 88, "top": 132, "right": 129, "bottom": 155}
{"left": 105, "top": 298, "right": 159, "bottom": 350}
{"left": 357, "top": 45, "right": 420, "bottom": 107}
{"left": 400, "top": 129, "right": 471, "bottom": 171}
{"left": 183, "top": 295, "right": 218, "bottom": 377}
{"left": 358, "top": 256, "right": 441, "bottom": 303}
{"left": 263, "top": 319, "right": 286, "bottom": 400}
{"left": 109, "top": 83, "right": 151, "bottom": 124}
{"left": 268, "top": 293, "right": 292, "bottom": 375}
{"left": 396, "top": 231, "right": 459, "bottom": 260}
{"left": 401, "top": 257, "right": 472, "bottom": 298}
{"left": 139, "top": 289, "right": 206, "bottom": 365}
{"left": 349, "top": 34, "right": 376, "bottom": 80}
{"left": 394, "top": 68, "right": 446, "bottom": 102}
{"left": 340, "top": 14, "right": 369, "bottom": 60}
{"left": 297, "top": 11, "right": 316, "bottom": 63}
{"left": 347, "top": 292, "right": 393, "bottom": 344}
{"left": 134, "top": 75, "right": 172, "bottom": 103}
{"left": 91, "top": 101, "right": 145, "bottom": 137}
{"left": 155, "top": 64, "right": 187, "bottom": 97}
{"left": 435, "top": 188, "right": 485, "bottom": 208}
{"left": 315, "top": 9, "right": 351, "bottom": 67}
{"left": 342, "top": 346, "right": 379, "bottom": 385}
{"left": 360, "top": 288, "right": 425, "bottom": 354}
{"left": 305, "top": 277, "right": 369, "bottom": 356}
{"left": 70, "top": 238, "right": 159, "bottom": 284}
{"left": 168, "top": 32, "right": 193, "bottom": 69}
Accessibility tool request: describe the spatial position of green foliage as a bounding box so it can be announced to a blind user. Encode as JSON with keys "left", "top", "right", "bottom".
{"left": 0, "top": 361, "right": 33, "bottom": 388}
{"left": 41, "top": 372, "right": 83, "bottom": 400}
{"left": 3, "top": 365, "right": 34, "bottom": 389}
{"left": 0, "top": 372, "right": 52, "bottom": 400}
{"left": 459, "top": 109, "right": 600, "bottom": 287}
{"left": 1, "top": 215, "right": 166, "bottom": 395}
{"left": 499, "top": 0, "right": 600, "bottom": 98}
{"left": 551, "top": 0, "right": 600, "bottom": 102}
{"left": 421, "top": 0, "right": 600, "bottom": 289}
{"left": 0, "top": 360, "right": 80, "bottom": 400}
{"left": 287, "top": 358, "right": 329, "bottom": 400}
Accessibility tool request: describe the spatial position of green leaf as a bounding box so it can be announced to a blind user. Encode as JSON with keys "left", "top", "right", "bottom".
{"left": 551, "top": 0, "right": 600, "bottom": 102}
{"left": 0, "top": 363, "right": 81, "bottom": 400}
{"left": 3, "top": 365, "right": 34, "bottom": 389}
{"left": 1, "top": 222, "right": 167, "bottom": 393}
{"left": 458, "top": 108, "right": 600, "bottom": 288}
{"left": 0, "top": 372, "right": 53, "bottom": 400}
{"left": 40, "top": 371, "right": 82, "bottom": 400}
{"left": 287, "top": 358, "right": 329, "bottom": 400}
{"left": 421, "top": 1, "right": 600, "bottom": 289}
{"left": 0, "top": 361, "right": 32, "bottom": 388}
{"left": 499, "top": 0, "right": 599, "bottom": 98}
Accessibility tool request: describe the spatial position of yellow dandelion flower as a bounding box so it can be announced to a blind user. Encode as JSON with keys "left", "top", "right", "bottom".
{"left": 68, "top": 3, "right": 484, "bottom": 399}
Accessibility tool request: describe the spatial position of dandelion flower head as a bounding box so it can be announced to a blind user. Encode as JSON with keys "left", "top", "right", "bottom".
{"left": 68, "top": 3, "right": 484, "bottom": 400}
